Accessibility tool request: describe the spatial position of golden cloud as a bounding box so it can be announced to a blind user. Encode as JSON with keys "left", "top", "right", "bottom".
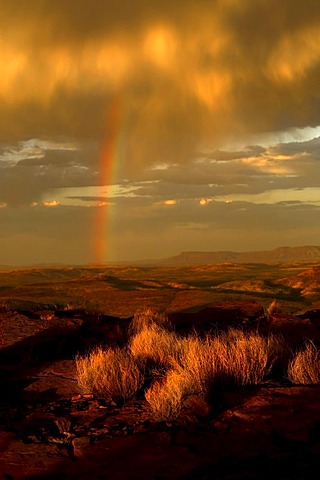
{"left": 267, "top": 25, "right": 320, "bottom": 83}
{"left": 43, "top": 200, "right": 60, "bottom": 207}
{"left": 1, "top": 0, "right": 320, "bottom": 169}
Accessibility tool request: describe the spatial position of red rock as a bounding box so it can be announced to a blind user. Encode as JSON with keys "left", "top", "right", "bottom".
{"left": 72, "top": 436, "right": 92, "bottom": 458}
{"left": 184, "top": 395, "right": 211, "bottom": 418}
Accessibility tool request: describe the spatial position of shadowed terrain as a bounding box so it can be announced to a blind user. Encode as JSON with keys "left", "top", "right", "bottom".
{"left": 1, "top": 261, "right": 319, "bottom": 316}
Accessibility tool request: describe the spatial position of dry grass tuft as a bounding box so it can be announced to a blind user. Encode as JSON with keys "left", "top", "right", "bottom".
{"left": 76, "top": 346, "right": 144, "bottom": 401}
{"left": 287, "top": 341, "right": 320, "bottom": 385}
{"left": 174, "top": 329, "right": 285, "bottom": 391}
{"left": 129, "top": 323, "right": 181, "bottom": 370}
{"left": 171, "top": 335, "right": 219, "bottom": 395}
{"left": 144, "top": 328, "right": 288, "bottom": 421}
{"left": 128, "top": 308, "right": 172, "bottom": 337}
{"left": 265, "top": 299, "right": 280, "bottom": 319}
{"left": 145, "top": 369, "right": 194, "bottom": 421}
{"left": 75, "top": 308, "right": 290, "bottom": 421}
{"left": 216, "top": 329, "right": 284, "bottom": 386}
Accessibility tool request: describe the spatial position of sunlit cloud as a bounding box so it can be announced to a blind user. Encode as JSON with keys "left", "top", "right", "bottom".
{"left": 267, "top": 25, "right": 320, "bottom": 83}
{"left": 163, "top": 200, "right": 177, "bottom": 206}
{"left": 143, "top": 25, "right": 178, "bottom": 69}
{"left": 216, "top": 187, "right": 320, "bottom": 206}
{"left": 199, "top": 198, "right": 212, "bottom": 206}
{"left": 43, "top": 200, "right": 60, "bottom": 207}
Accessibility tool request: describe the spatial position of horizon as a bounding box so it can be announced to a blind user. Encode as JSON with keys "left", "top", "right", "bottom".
{"left": 1, "top": 244, "right": 320, "bottom": 269}
{"left": 1, "top": 1, "right": 320, "bottom": 266}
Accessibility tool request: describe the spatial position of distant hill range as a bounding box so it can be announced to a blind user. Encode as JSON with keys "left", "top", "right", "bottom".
{"left": 157, "top": 246, "right": 320, "bottom": 266}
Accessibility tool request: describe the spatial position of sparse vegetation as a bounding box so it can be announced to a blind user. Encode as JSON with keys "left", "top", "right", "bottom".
{"left": 265, "top": 299, "right": 280, "bottom": 319}
{"left": 216, "top": 329, "right": 287, "bottom": 386}
{"left": 76, "top": 346, "right": 144, "bottom": 402}
{"left": 75, "top": 308, "right": 298, "bottom": 421}
{"left": 145, "top": 369, "right": 194, "bottom": 421}
{"left": 129, "top": 323, "right": 181, "bottom": 371}
{"left": 171, "top": 335, "right": 219, "bottom": 394}
{"left": 128, "top": 308, "right": 173, "bottom": 336}
{"left": 287, "top": 341, "right": 320, "bottom": 385}
{"left": 0, "top": 262, "right": 312, "bottom": 316}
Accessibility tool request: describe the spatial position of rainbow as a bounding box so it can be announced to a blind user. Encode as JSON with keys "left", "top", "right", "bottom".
{"left": 93, "top": 94, "right": 128, "bottom": 264}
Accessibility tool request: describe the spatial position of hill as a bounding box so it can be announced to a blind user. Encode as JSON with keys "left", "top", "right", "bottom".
{"left": 159, "top": 246, "right": 320, "bottom": 265}
{"left": 277, "top": 266, "right": 320, "bottom": 298}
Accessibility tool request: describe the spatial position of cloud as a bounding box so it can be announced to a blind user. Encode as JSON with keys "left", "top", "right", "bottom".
{"left": 42, "top": 200, "right": 60, "bottom": 207}
{"left": 1, "top": 1, "right": 320, "bottom": 263}
{"left": 1, "top": 0, "right": 320, "bottom": 173}
{"left": 0, "top": 140, "right": 100, "bottom": 205}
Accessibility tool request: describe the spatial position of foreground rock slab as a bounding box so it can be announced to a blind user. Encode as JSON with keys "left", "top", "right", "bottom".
{"left": 1, "top": 386, "right": 320, "bottom": 479}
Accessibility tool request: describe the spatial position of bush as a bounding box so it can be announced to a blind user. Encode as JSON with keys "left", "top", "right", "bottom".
{"left": 171, "top": 335, "right": 220, "bottom": 395}
{"left": 76, "top": 346, "right": 144, "bottom": 401}
{"left": 217, "top": 329, "right": 284, "bottom": 386}
{"left": 128, "top": 308, "right": 172, "bottom": 337}
{"left": 287, "top": 341, "right": 320, "bottom": 385}
{"left": 75, "top": 308, "right": 290, "bottom": 422}
{"left": 265, "top": 299, "right": 280, "bottom": 319}
{"left": 129, "top": 323, "right": 181, "bottom": 370}
{"left": 145, "top": 369, "right": 194, "bottom": 422}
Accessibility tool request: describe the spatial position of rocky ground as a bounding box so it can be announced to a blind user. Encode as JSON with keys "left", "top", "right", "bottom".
{"left": 1, "top": 303, "right": 320, "bottom": 479}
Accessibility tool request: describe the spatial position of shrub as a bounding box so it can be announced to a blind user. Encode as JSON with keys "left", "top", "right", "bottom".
{"left": 129, "top": 323, "right": 181, "bottom": 370}
{"left": 287, "top": 341, "right": 320, "bottom": 385}
{"left": 145, "top": 369, "right": 194, "bottom": 422}
{"left": 217, "top": 329, "right": 284, "bottom": 386}
{"left": 172, "top": 335, "right": 220, "bottom": 395}
{"left": 75, "top": 308, "right": 291, "bottom": 423}
{"left": 76, "top": 346, "right": 144, "bottom": 401}
{"left": 265, "top": 299, "right": 280, "bottom": 319}
{"left": 128, "top": 308, "right": 172, "bottom": 337}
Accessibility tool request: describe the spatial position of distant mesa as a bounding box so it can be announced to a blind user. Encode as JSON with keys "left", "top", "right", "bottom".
{"left": 158, "top": 246, "right": 320, "bottom": 266}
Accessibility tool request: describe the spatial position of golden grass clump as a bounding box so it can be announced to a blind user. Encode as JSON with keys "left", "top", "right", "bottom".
{"left": 75, "top": 307, "right": 291, "bottom": 422}
{"left": 145, "top": 369, "right": 194, "bottom": 421}
{"left": 172, "top": 335, "right": 220, "bottom": 395}
{"left": 144, "top": 328, "right": 289, "bottom": 422}
{"left": 287, "top": 341, "right": 320, "bottom": 385}
{"left": 76, "top": 346, "right": 144, "bottom": 401}
{"left": 128, "top": 308, "right": 172, "bottom": 336}
{"left": 265, "top": 299, "right": 280, "bottom": 319}
{"left": 217, "top": 329, "right": 283, "bottom": 386}
{"left": 174, "top": 329, "right": 284, "bottom": 390}
{"left": 129, "top": 323, "right": 181, "bottom": 369}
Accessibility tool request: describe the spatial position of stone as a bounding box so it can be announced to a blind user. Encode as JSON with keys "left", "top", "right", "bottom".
{"left": 54, "top": 417, "right": 72, "bottom": 434}
{"left": 72, "top": 436, "right": 92, "bottom": 458}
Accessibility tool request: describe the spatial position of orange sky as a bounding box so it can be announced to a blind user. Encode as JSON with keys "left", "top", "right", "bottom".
{"left": 0, "top": 0, "right": 320, "bottom": 265}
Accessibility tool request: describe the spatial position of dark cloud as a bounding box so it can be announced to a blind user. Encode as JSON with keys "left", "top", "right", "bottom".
{"left": 108, "top": 199, "right": 320, "bottom": 239}
{"left": 270, "top": 136, "right": 320, "bottom": 156}
{"left": 0, "top": 144, "right": 99, "bottom": 205}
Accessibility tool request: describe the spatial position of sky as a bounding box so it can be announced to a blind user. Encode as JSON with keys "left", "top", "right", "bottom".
{"left": 1, "top": 0, "right": 320, "bottom": 265}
